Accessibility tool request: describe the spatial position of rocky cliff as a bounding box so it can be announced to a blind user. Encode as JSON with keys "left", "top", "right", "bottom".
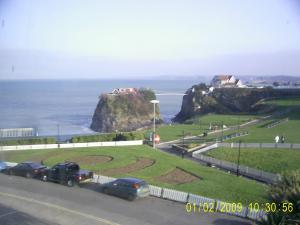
{"left": 174, "top": 84, "right": 300, "bottom": 122}
{"left": 90, "top": 88, "right": 160, "bottom": 132}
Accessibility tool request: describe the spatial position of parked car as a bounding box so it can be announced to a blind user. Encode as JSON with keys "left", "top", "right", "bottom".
{"left": 101, "top": 177, "right": 150, "bottom": 201}
{"left": 0, "top": 160, "right": 8, "bottom": 172}
{"left": 7, "top": 161, "right": 47, "bottom": 178}
{"left": 41, "top": 162, "right": 93, "bottom": 187}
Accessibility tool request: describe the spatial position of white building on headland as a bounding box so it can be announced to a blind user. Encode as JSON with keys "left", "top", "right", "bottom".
{"left": 111, "top": 88, "right": 137, "bottom": 95}
{"left": 211, "top": 75, "right": 244, "bottom": 88}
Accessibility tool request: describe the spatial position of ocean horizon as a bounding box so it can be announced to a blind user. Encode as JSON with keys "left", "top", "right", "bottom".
{"left": 0, "top": 79, "right": 207, "bottom": 137}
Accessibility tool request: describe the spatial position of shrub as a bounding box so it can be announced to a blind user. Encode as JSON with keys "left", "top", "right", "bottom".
{"left": 258, "top": 170, "right": 300, "bottom": 225}
{"left": 70, "top": 131, "right": 144, "bottom": 143}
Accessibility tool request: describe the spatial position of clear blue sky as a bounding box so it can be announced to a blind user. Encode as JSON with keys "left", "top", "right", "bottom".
{"left": 0, "top": 0, "right": 300, "bottom": 79}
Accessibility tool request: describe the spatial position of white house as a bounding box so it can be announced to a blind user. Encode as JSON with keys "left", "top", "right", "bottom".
{"left": 111, "top": 88, "right": 137, "bottom": 95}
{"left": 211, "top": 75, "right": 244, "bottom": 88}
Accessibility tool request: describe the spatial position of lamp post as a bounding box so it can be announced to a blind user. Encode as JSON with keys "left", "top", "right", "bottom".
{"left": 57, "top": 124, "right": 60, "bottom": 143}
{"left": 150, "top": 100, "right": 159, "bottom": 149}
{"left": 221, "top": 121, "right": 224, "bottom": 142}
{"left": 237, "top": 140, "right": 242, "bottom": 176}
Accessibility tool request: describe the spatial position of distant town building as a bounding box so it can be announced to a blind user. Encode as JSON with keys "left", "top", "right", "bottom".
{"left": 211, "top": 75, "right": 244, "bottom": 88}
{"left": 111, "top": 88, "right": 137, "bottom": 95}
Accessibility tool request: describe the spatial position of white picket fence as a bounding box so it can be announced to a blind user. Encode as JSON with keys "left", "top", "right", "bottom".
{"left": 0, "top": 140, "right": 143, "bottom": 151}
{"left": 92, "top": 174, "right": 267, "bottom": 221}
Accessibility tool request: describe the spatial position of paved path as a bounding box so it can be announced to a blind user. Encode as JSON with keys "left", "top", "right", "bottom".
{"left": 0, "top": 174, "right": 253, "bottom": 225}
{"left": 0, "top": 203, "right": 59, "bottom": 225}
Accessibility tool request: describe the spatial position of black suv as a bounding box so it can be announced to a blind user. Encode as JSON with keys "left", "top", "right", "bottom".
{"left": 42, "top": 162, "right": 93, "bottom": 187}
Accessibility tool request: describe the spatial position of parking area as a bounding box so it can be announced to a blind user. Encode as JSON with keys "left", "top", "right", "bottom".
{"left": 0, "top": 174, "right": 253, "bottom": 225}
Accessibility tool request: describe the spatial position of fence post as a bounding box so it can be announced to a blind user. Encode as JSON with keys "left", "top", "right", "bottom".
{"left": 245, "top": 206, "right": 249, "bottom": 219}
{"left": 160, "top": 188, "right": 164, "bottom": 198}
{"left": 213, "top": 199, "right": 217, "bottom": 211}
{"left": 186, "top": 193, "right": 190, "bottom": 203}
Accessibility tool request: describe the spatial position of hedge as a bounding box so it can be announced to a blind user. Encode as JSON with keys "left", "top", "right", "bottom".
{"left": 70, "top": 131, "right": 144, "bottom": 143}
{"left": 0, "top": 137, "right": 57, "bottom": 146}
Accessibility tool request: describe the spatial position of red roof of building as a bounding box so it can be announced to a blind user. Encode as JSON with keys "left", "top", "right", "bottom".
{"left": 214, "top": 75, "right": 232, "bottom": 81}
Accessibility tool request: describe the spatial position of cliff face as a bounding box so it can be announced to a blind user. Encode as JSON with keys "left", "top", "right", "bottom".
{"left": 174, "top": 84, "right": 300, "bottom": 122}
{"left": 90, "top": 88, "right": 160, "bottom": 132}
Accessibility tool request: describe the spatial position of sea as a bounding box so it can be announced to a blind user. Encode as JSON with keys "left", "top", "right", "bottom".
{"left": 0, "top": 79, "right": 206, "bottom": 137}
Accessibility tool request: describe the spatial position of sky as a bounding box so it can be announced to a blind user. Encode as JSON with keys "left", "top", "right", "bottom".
{"left": 0, "top": 0, "right": 300, "bottom": 79}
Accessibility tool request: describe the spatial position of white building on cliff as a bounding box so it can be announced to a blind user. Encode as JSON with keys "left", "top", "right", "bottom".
{"left": 111, "top": 88, "right": 137, "bottom": 95}
{"left": 211, "top": 75, "right": 244, "bottom": 88}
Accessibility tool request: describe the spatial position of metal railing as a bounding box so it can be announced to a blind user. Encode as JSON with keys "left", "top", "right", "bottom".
{"left": 192, "top": 154, "right": 280, "bottom": 183}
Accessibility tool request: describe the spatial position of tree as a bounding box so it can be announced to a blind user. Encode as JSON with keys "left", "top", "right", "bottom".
{"left": 259, "top": 170, "right": 300, "bottom": 225}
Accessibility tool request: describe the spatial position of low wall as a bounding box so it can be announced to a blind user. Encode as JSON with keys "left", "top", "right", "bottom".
{"left": 0, "top": 140, "right": 143, "bottom": 151}
{"left": 192, "top": 143, "right": 218, "bottom": 154}
{"left": 218, "top": 142, "right": 300, "bottom": 149}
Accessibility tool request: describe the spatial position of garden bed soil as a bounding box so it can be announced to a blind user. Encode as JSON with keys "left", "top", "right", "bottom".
{"left": 102, "top": 157, "right": 155, "bottom": 176}
{"left": 156, "top": 167, "right": 200, "bottom": 184}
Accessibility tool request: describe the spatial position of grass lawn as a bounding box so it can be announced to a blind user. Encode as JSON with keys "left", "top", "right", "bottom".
{"left": 229, "top": 98, "right": 300, "bottom": 143}
{"left": 150, "top": 113, "right": 258, "bottom": 142}
{"left": 152, "top": 124, "right": 205, "bottom": 142}
{"left": 0, "top": 145, "right": 267, "bottom": 205}
{"left": 185, "top": 114, "right": 259, "bottom": 127}
{"left": 204, "top": 147, "right": 300, "bottom": 174}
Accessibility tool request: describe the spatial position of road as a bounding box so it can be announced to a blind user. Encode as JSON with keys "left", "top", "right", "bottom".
{"left": 0, "top": 174, "right": 253, "bottom": 225}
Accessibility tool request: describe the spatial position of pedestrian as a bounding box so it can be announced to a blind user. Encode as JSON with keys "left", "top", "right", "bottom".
{"left": 181, "top": 150, "right": 185, "bottom": 159}
{"left": 281, "top": 135, "right": 285, "bottom": 143}
{"left": 275, "top": 135, "right": 280, "bottom": 144}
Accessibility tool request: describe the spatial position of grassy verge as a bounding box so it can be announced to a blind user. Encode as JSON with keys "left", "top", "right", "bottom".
{"left": 228, "top": 98, "right": 300, "bottom": 143}
{"left": 148, "top": 113, "right": 259, "bottom": 142}
{"left": 204, "top": 147, "right": 300, "bottom": 174}
{"left": 0, "top": 145, "right": 267, "bottom": 205}
{"left": 184, "top": 114, "right": 259, "bottom": 126}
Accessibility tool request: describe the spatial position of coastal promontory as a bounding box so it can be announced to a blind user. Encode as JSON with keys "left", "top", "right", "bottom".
{"left": 174, "top": 83, "right": 300, "bottom": 122}
{"left": 90, "top": 88, "right": 160, "bottom": 132}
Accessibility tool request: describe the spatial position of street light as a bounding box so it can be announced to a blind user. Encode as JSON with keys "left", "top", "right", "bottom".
{"left": 150, "top": 100, "right": 159, "bottom": 149}
{"left": 237, "top": 140, "right": 242, "bottom": 176}
{"left": 57, "top": 124, "right": 60, "bottom": 143}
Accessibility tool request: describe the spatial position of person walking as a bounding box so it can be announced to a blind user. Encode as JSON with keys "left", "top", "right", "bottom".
{"left": 281, "top": 135, "right": 285, "bottom": 143}
{"left": 275, "top": 135, "right": 280, "bottom": 144}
